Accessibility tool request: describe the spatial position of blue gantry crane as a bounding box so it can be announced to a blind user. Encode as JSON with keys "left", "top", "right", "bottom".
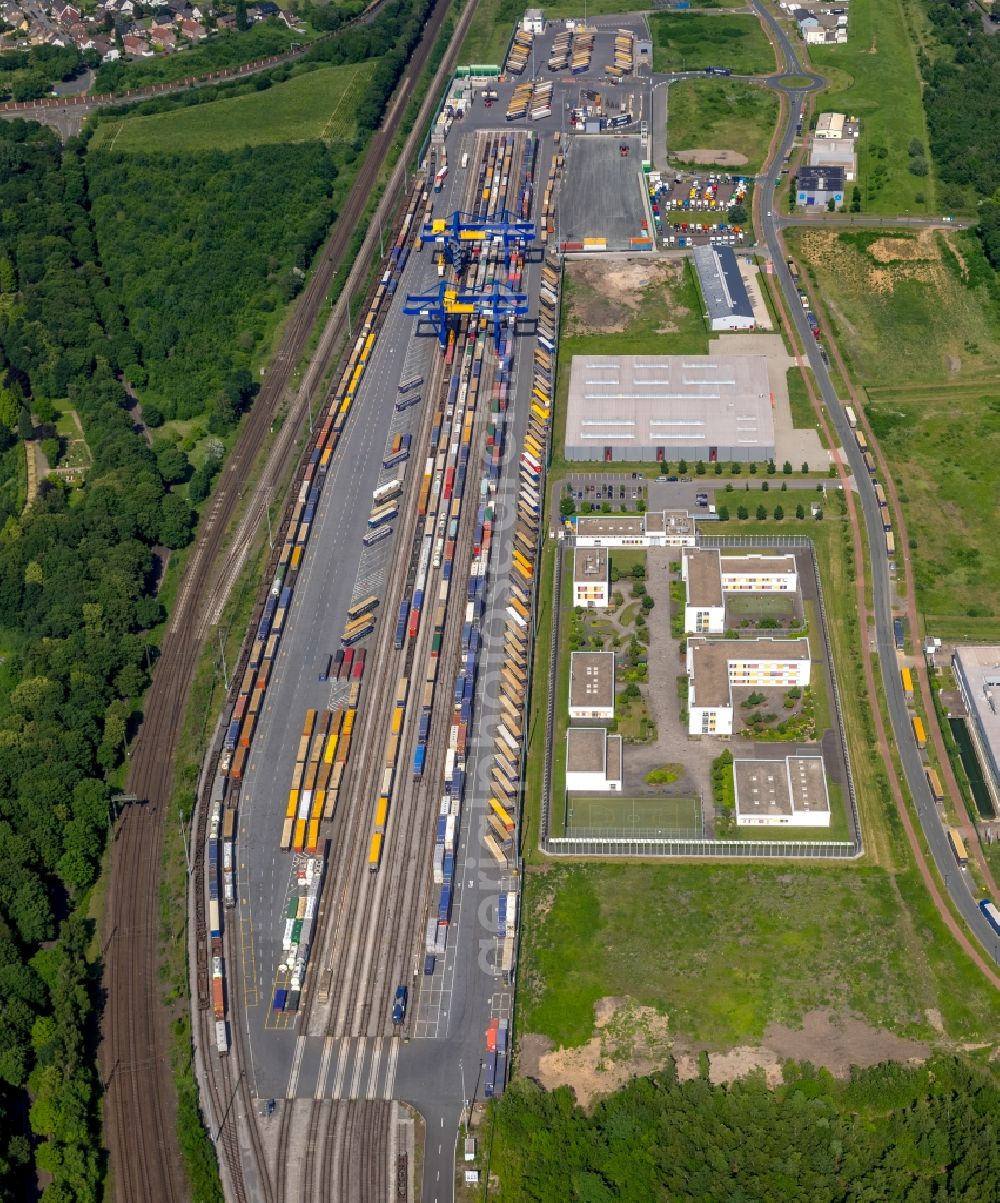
{"left": 403, "top": 281, "right": 529, "bottom": 350}
{"left": 421, "top": 209, "right": 536, "bottom": 271}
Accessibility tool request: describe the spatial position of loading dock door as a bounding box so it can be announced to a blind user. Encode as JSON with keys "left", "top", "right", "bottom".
{"left": 656, "top": 447, "right": 665, "bottom": 462}
{"left": 709, "top": 447, "right": 717, "bottom": 463}
{"left": 604, "top": 447, "right": 613, "bottom": 462}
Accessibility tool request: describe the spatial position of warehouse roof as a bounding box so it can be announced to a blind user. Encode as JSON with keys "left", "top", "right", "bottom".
{"left": 573, "top": 546, "right": 607, "bottom": 584}
{"left": 734, "top": 755, "right": 829, "bottom": 819}
{"left": 566, "top": 355, "right": 774, "bottom": 450}
{"left": 688, "top": 636, "right": 811, "bottom": 708}
{"left": 809, "top": 138, "right": 855, "bottom": 170}
{"left": 569, "top": 651, "right": 615, "bottom": 713}
{"left": 692, "top": 243, "right": 755, "bottom": 324}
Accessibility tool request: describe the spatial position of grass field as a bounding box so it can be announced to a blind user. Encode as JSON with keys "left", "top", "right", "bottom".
{"left": 786, "top": 228, "right": 1000, "bottom": 387}
{"left": 807, "top": 0, "right": 934, "bottom": 213}
{"left": 518, "top": 862, "right": 1000, "bottom": 1049}
{"left": 567, "top": 795, "right": 703, "bottom": 836}
{"left": 649, "top": 13, "right": 777, "bottom": 75}
{"left": 458, "top": 0, "right": 522, "bottom": 64}
{"left": 88, "top": 62, "right": 374, "bottom": 152}
{"left": 786, "top": 226, "right": 1000, "bottom": 637}
{"left": 862, "top": 383, "right": 1000, "bottom": 639}
{"left": 667, "top": 79, "right": 779, "bottom": 171}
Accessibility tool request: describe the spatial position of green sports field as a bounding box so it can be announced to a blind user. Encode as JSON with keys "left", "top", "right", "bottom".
{"left": 88, "top": 62, "right": 374, "bottom": 153}
{"left": 566, "top": 794, "right": 703, "bottom": 837}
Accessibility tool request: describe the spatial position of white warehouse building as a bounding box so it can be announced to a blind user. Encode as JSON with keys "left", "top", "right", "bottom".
{"left": 734, "top": 755, "right": 831, "bottom": 827}
{"left": 564, "top": 354, "right": 775, "bottom": 464}
{"left": 686, "top": 636, "right": 811, "bottom": 736}
{"left": 569, "top": 651, "right": 615, "bottom": 720}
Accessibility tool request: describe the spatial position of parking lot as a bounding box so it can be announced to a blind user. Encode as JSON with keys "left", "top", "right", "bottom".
{"left": 558, "top": 134, "right": 650, "bottom": 249}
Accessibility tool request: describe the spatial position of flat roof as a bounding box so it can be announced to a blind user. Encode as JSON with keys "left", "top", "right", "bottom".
{"left": 566, "top": 726, "right": 607, "bottom": 775}
{"left": 734, "top": 755, "right": 829, "bottom": 818}
{"left": 566, "top": 354, "right": 774, "bottom": 451}
{"left": 576, "top": 515, "right": 643, "bottom": 540}
{"left": 720, "top": 553, "right": 798, "bottom": 580}
{"left": 575, "top": 510, "right": 695, "bottom": 540}
{"left": 570, "top": 651, "right": 615, "bottom": 712}
{"left": 689, "top": 637, "right": 811, "bottom": 708}
{"left": 692, "top": 243, "right": 755, "bottom": 323}
{"left": 606, "top": 734, "right": 622, "bottom": 784}
{"left": 809, "top": 139, "right": 856, "bottom": 167}
{"left": 685, "top": 548, "right": 724, "bottom": 608}
{"left": 573, "top": 546, "right": 608, "bottom": 584}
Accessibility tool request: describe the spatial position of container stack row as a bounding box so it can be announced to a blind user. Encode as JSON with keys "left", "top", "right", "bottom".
{"left": 272, "top": 853, "right": 325, "bottom": 1014}
{"left": 506, "top": 28, "right": 532, "bottom": 76}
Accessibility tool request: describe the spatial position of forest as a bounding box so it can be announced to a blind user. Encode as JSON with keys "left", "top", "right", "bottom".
{"left": 488, "top": 1056, "right": 1000, "bottom": 1201}
{"left": 86, "top": 0, "right": 434, "bottom": 428}
{"left": 0, "top": 119, "right": 200, "bottom": 1200}
{"left": 921, "top": 0, "right": 1000, "bottom": 269}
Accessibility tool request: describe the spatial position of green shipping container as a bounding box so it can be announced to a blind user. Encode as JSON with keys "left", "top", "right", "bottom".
{"left": 287, "top": 898, "right": 298, "bottom": 919}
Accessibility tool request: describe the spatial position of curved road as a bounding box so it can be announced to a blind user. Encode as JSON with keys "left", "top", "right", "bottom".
{"left": 750, "top": 0, "right": 1000, "bottom": 967}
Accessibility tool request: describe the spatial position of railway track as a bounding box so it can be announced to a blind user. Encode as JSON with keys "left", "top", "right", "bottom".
{"left": 100, "top": 0, "right": 455, "bottom": 1196}
{"left": 303, "top": 128, "right": 528, "bottom": 1052}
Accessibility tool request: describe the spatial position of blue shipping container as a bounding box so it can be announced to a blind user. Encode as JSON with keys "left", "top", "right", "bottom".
{"left": 272, "top": 988, "right": 288, "bottom": 1012}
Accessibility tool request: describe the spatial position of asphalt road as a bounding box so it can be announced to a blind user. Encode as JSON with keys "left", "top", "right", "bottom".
{"left": 750, "top": 0, "right": 1000, "bottom": 964}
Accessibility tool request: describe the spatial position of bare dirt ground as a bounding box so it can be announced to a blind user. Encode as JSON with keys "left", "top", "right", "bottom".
{"left": 519, "top": 999, "right": 933, "bottom": 1107}
{"left": 797, "top": 227, "right": 951, "bottom": 299}
{"left": 673, "top": 148, "right": 749, "bottom": 166}
{"left": 564, "top": 258, "right": 689, "bottom": 336}
{"left": 761, "top": 1009, "right": 930, "bottom": 1075}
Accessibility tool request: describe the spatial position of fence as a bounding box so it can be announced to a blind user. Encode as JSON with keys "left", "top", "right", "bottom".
{"left": 541, "top": 533, "right": 864, "bottom": 860}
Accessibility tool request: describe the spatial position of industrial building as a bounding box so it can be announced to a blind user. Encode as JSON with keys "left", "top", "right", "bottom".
{"left": 521, "top": 7, "right": 544, "bottom": 32}
{"left": 796, "top": 166, "right": 845, "bottom": 209}
{"left": 692, "top": 244, "right": 756, "bottom": 332}
{"left": 566, "top": 727, "right": 623, "bottom": 793}
{"left": 565, "top": 355, "right": 775, "bottom": 463}
{"left": 681, "top": 549, "right": 799, "bottom": 635}
{"left": 685, "top": 636, "right": 811, "bottom": 736}
{"left": 575, "top": 509, "right": 697, "bottom": 548}
{"left": 734, "top": 755, "right": 831, "bottom": 826}
{"left": 951, "top": 646, "right": 1000, "bottom": 811}
{"left": 573, "top": 546, "right": 609, "bottom": 608}
{"left": 809, "top": 131, "right": 857, "bottom": 182}
{"left": 569, "top": 651, "right": 615, "bottom": 720}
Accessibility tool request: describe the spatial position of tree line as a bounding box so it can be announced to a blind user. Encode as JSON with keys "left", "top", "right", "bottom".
{"left": 920, "top": 0, "right": 1000, "bottom": 271}
{"left": 488, "top": 1055, "right": 1000, "bottom": 1200}
{"left": 0, "top": 118, "right": 205, "bottom": 1200}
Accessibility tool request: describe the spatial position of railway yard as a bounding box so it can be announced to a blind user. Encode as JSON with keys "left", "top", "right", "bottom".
{"left": 193, "top": 91, "right": 569, "bottom": 1200}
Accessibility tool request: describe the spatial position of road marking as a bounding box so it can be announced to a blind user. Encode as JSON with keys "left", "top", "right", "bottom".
{"left": 382, "top": 1037, "right": 400, "bottom": 1100}
{"left": 349, "top": 1039, "right": 367, "bottom": 1099}
{"left": 365, "top": 1038, "right": 383, "bottom": 1100}
{"left": 285, "top": 1034, "right": 306, "bottom": 1098}
{"left": 331, "top": 1036, "right": 350, "bottom": 1098}
{"left": 314, "top": 1035, "right": 335, "bottom": 1099}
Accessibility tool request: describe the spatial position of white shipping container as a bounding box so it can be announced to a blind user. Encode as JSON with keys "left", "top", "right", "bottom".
{"left": 451, "top": 798, "right": 462, "bottom": 818}
{"left": 223, "top": 873, "right": 235, "bottom": 908}
{"left": 506, "top": 891, "right": 518, "bottom": 936}
{"left": 501, "top": 937, "right": 515, "bottom": 973}
{"left": 297, "top": 790, "right": 313, "bottom": 821}
{"left": 215, "top": 1020, "right": 228, "bottom": 1055}
{"left": 445, "top": 749, "right": 456, "bottom": 780}
{"left": 435, "top": 925, "right": 448, "bottom": 954}
{"left": 223, "top": 841, "right": 233, "bottom": 872}
{"left": 282, "top": 918, "right": 294, "bottom": 951}
{"left": 304, "top": 896, "right": 317, "bottom": 919}
{"left": 440, "top": 796, "right": 451, "bottom": 818}
{"left": 425, "top": 917, "right": 439, "bottom": 953}
{"left": 444, "top": 814, "right": 457, "bottom": 852}
{"left": 433, "top": 845, "right": 445, "bottom": 884}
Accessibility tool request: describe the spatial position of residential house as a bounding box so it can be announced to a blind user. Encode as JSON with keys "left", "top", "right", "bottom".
{"left": 122, "top": 30, "right": 151, "bottom": 53}
{"left": 180, "top": 17, "right": 205, "bottom": 39}
{"left": 150, "top": 22, "right": 176, "bottom": 45}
